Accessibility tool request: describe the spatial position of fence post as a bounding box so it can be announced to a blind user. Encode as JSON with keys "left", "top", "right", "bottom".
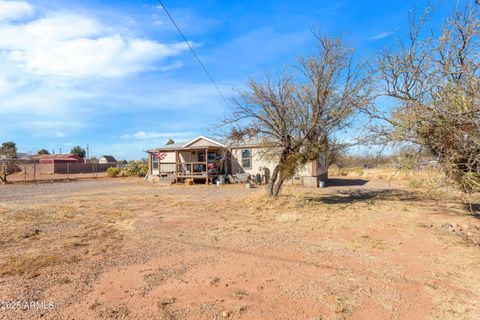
{"left": 67, "top": 163, "right": 70, "bottom": 180}
{"left": 33, "top": 162, "right": 36, "bottom": 182}
{"left": 24, "top": 160, "right": 27, "bottom": 182}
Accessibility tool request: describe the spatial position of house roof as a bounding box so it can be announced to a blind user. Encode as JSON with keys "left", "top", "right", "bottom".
{"left": 146, "top": 135, "right": 226, "bottom": 153}
{"left": 100, "top": 155, "right": 117, "bottom": 162}
{"left": 181, "top": 135, "right": 226, "bottom": 148}
{"left": 32, "top": 154, "right": 83, "bottom": 161}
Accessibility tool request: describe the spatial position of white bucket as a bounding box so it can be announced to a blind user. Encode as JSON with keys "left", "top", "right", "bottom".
{"left": 319, "top": 181, "right": 326, "bottom": 188}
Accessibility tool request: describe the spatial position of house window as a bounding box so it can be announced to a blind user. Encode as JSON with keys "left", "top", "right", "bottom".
{"left": 241, "top": 149, "right": 252, "bottom": 169}
{"left": 152, "top": 156, "right": 159, "bottom": 169}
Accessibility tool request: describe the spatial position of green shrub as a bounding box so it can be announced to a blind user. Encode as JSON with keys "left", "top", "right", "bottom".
{"left": 127, "top": 162, "right": 148, "bottom": 177}
{"left": 107, "top": 167, "right": 121, "bottom": 178}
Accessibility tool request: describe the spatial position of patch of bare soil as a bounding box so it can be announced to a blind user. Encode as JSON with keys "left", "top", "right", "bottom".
{"left": 0, "top": 177, "right": 479, "bottom": 319}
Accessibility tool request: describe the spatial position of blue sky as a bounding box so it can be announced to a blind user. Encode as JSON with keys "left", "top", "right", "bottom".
{"left": 0, "top": 0, "right": 457, "bottom": 159}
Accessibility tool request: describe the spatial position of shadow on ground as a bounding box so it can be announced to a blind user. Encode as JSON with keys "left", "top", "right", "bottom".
{"left": 463, "top": 203, "right": 480, "bottom": 218}
{"left": 326, "top": 178, "right": 369, "bottom": 187}
{"left": 305, "top": 189, "right": 420, "bottom": 205}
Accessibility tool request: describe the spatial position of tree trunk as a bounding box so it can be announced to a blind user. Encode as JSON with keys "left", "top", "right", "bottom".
{"left": 267, "top": 165, "right": 281, "bottom": 197}
{"left": 272, "top": 175, "right": 285, "bottom": 198}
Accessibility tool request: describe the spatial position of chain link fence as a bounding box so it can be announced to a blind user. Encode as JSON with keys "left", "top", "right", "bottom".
{"left": 1, "top": 160, "right": 116, "bottom": 183}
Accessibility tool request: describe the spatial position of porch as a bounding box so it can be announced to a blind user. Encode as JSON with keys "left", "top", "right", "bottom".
{"left": 151, "top": 146, "right": 225, "bottom": 185}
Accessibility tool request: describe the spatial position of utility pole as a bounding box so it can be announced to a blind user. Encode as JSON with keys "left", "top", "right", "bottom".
{"left": 87, "top": 144, "right": 90, "bottom": 160}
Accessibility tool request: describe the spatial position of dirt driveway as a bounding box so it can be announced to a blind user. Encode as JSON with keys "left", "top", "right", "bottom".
{"left": 0, "top": 178, "right": 479, "bottom": 319}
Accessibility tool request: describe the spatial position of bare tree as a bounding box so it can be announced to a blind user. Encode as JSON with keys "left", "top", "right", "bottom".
{"left": 0, "top": 161, "right": 21, "bottom": 184}
{"left": 225, "top": 31, "right": 372, "bottom": 197}
{"left": 370, "top": 1, "right": 480, "bottom": 192}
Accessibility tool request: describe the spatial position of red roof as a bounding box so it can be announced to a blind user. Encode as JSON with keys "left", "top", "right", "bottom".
{"left": 32, "top": 154, "right": 84, "bottom": 162}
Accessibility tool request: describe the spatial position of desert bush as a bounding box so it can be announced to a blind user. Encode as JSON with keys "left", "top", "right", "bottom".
{"left": 107, "top": 167, "right": 121, "bottom": 178}
{"left": 351, "top": 166, "right": 364, "bottom": 176}
{"left": 0, "top": 161, "right": 21, "bottom": 183}
{"left": 127, "top": 162, "right": 148, "bottom": 177}
{"left": 408, "top": 178, "right": 425, "bottom": 189}
{"left": 370, "top": 2, "right": 480, "bottom": 193}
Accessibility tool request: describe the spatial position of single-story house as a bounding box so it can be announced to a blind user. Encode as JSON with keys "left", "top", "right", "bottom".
{"left": 29, "top": 154, "right": 115, "bottom": 174}
{"left": 30, "top": 154, "right": 84, "bottom": 174}
{"left": 146, "top": 135, "right": 328, "bottom": 187}
{"left": 99, "top": 155, "right": 117, "bottom": 164}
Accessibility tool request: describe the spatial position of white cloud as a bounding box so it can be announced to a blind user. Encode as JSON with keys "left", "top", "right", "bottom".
{"left": 121, "top": 131, "right": 194, "bottom": 140}
{"left": 0, "top": 1, "right": 224, "bottom": 151}
{"left": 370, "top": 31, "right": 394, "bottom": 40}
{"left": 0, "top": 4, "right": 189, "bottom": 78}
{"left": 158, "top": 61, "right": 183, "bottom": 72}
{"left": 0, "top": 0, "right": 34, "bottom": 21}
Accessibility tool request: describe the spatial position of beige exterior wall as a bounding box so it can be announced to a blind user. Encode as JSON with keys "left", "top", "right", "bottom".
{"left": 230, "top": 147, "right": 312, "bottom": 175}
{"left": 230, "top": 147, "right": 277, "bottom": 177}
{"left": 230, "top": 147, "right": 327, "bottom": 187}
{"left": 179, "top": 151, "right": 195, "bottom": 162}
{"left": 151, "top": 151, "right": 175, "bottom": 174}
{"left": 186, "top": 139, "right": 216, "bottom": 148}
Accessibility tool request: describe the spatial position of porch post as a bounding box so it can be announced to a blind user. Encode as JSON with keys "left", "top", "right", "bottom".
{"left": 175, "top": 150, "right": 179, "bottom": 183}
{"left": 205, "top": 147, "right": 208, "bottom": 185}
{"left": 149, "top": 153, "right": 153, "bottom": 175}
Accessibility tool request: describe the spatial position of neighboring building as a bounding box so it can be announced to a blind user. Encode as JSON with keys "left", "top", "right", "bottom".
{"left": 32, "top": 153, "right": 85, "bottom": 163}
{"left": 32, "top": 154, "right": 84, "bottom": 164}
{"left": 99, "top": 155, "right": 117, "bottom": 164}
{"left": 146, "top": 135, "right": 328, "bottom": 187}
{"left": 30, "top": 154, "right": 84, "bottom": 174}
{"left": 29, "top": 154, "right": 116, "bottom": 174}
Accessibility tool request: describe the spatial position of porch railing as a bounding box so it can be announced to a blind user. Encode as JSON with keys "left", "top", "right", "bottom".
{"left": 156, "top": 161, "right": 221, "bottom": 177}
{"left": 158, "top": 162, "right": 176, "bottom": 174}
{"left": 176, "top": 162, "right": 208, "bottom": 176}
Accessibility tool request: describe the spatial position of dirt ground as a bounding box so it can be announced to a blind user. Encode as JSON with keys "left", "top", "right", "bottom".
{"left": 6, "top": 171, "right": 108, "bottom": 183}
{"left": 0, "top": 175, "right": 479, "bottom": 319}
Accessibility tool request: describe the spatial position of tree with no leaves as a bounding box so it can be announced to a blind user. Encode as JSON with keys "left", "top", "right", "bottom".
{"left": 370, "top": 1, "right": 480, "bottom": 192}
{"left": 225, "top": 30, "right": 372, "bottom": 197}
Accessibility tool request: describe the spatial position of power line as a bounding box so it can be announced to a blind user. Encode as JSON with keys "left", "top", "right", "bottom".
{"left": 157, "top": 0, "right": 228, "bottom": 104}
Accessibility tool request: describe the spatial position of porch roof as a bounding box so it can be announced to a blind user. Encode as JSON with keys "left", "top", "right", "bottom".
{"left": 146, "top": 135, "right": 226, "bottom": 153}
{"left": 148, "top": 145, "right": 224, "bottom": 153}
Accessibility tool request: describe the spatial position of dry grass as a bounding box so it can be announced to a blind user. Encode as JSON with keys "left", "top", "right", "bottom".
{"left": 0, "top": 177, "right": 479, "bottom": 319}
{"left": 0, "top": 190, "right": 136, "bottom": 278}
{"left": 0, "top": 255, "right": 62, "bottom": 277}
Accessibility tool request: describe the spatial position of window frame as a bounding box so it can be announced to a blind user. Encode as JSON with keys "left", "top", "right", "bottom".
{"left": 241, "top": 149, "right": 252, "bottom": 169}
{"left": 152, "top": 155, "right": 159, "bottom": 170}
